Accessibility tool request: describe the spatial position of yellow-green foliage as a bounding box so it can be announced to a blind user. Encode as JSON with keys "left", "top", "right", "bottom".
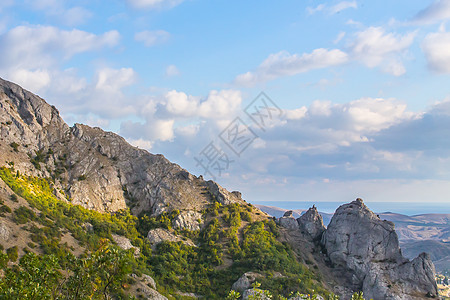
{"left": 0, "top": 241, "right": 134, "bottom": 300}
{"left": 0, "top": 167, "right": 143, "bottom": 251}
{"left": 0, "top": 166, "right": 331, "bottom": 299}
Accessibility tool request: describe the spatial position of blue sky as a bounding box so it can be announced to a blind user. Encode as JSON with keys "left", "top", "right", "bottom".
{"left": 1, "top": 0, "right": 450, "bottom": 209}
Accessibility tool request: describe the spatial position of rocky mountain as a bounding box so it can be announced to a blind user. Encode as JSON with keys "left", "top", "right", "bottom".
{"left": 258, "top": 204, "right": 450, "bottom": 273}
{"left": 275, "top": 199, "right": 439, "bottom": 299}
{"left": 322, "top": 199, "right": 437, "bottom": 300}
{"left": 0, "top": 77, "right": 243, "bottom": 217}
{"left": 0, "top": 77, "right": 441, "bottom": 299}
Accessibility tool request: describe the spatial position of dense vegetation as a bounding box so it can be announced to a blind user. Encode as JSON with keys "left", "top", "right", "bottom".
{"left": 0, "top": 166, "right": 333, "bottom": 299}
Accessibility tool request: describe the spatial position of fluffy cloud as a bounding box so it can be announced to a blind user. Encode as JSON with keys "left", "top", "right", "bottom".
{"left": 122, "top": 119, "right": 175, "bottom": 142}
{"left": 307, "top": 1, "right": 357, "bottom": 15}
{"left": 135, "top": 30, "right": 170, "bottom": 47}
{"left": 0, "top": 25, "right": 119, "bottom": 71}
{"left": 422, "top": 30, "right": 450, "bottom": 73}
{"left": 234, "top": 49, "right": 348, "bottom": 86}
{"left": 162, "top": 89, "right": 242, "bottom": 120}
{"left": 0, "top": 25, "right": 120, "bottom": 92}
{"left": 96, "top": 68, "right": 138, "bottom": 92}
{"left": 127, "top": 0, "right": 184, "bottom": 9}
{"left": 412, "top": 0, "right": 450, "bottom": 24}
{"left": 349, "top": 27, "right": 416, "bottom": 76}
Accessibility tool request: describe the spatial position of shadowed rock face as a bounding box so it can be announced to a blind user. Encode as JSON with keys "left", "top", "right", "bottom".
{"left": 0, "top": 77, "right": 243, "bottom": 215}
{"left": 322, "top": 198, "right": 438, "bottom": 300}
{"left": 297, "top": 205, "right": 325, "bottom": 240}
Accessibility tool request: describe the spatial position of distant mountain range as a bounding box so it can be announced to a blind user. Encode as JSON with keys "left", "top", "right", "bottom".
{"left": 256, "top": 204, "right": 450, "bottom": 273}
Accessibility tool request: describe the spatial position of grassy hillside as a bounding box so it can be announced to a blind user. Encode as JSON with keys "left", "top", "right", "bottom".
{"left": 0, "top": 166, "right": 332, "bottom": 299}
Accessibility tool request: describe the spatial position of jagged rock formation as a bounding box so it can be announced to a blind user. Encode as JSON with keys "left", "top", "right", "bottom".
{"left": 297, "top": 205, "right": 325, "bottom": 240}
{"left": 321, "top": 198, "right": 438, "bottom": 300}
{"left": 0, "top": 77, "right": 243, "bottom": 216}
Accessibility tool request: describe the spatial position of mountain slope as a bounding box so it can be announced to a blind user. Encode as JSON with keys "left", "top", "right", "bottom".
{"left": 0, "top": 77, "right": 242, "bottom": 216}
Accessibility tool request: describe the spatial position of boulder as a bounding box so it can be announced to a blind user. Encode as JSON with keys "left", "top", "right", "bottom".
{"left": 112, "top": 234, "right": 140, "bottom": 256}
{"left": 242, "top": 289, "right": 271, "bottom": 300}
{"left": 231, "top": 272, "right": 262, "bottom": 293}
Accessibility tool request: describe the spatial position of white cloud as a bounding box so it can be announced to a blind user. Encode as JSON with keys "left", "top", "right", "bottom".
{"left": 284, "top": 107, "right": 307, "bottom": 120}
{"left": 128, "top": 138, "right": 154, "bottom": 150}
{"left": 165, "top": 64, "right": 180, "bottom": 77}
{"left": 349, "top": 27, "right": 416, "bottom": 76}
{"left": 96, "top": 68, "right": 138, "bottom": 92}
{"left": 422, "top": 30, "right": 450, "bottom": 73}
{"left": 307, "top": 1, "right": 357, "bottom": 15}
{"left": 165, "top": 90, "right": 200, "bottom": 117}
{"left": 127, "top": 0, "right": 184, "bottom": 9}
{"left": 8, "top": 69, "right": 51, "bottom": 92}
{"left": 135, "top": 30, "right": 170, "bottom": 47}
{"left": 413, "top": 0, "right": 450, "bottom": 24}
{"left": 0, "top": 25, "right": 119, "bottom": 71}
{"left": 328, "top": 1, "right": 357, "bottom": 15}
{"left": 234, "top": 49, "right": 348, "bottom": 86}
{"left": 0, "top": 25, "right": 120, "bottom": 94}
{"left": 122, "top": 119, "right": 175, "bottom": 142}
{"left": 162, "top": 89, "right": 242, "bottom": 120}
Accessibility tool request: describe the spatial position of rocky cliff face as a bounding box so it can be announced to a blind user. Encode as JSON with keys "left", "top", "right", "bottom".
{"left": 0, "top": 77, "right": 243, "bottom": 217}
{"left": 321, "top": 198, "right": 438, "bottom": 300}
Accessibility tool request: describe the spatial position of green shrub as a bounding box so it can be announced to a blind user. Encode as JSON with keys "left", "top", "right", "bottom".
{"left": 6, "top": 246, "right": 18, "bottom": 262}
{"left": 13, "top": 206, "right": 37, "bottom": 224}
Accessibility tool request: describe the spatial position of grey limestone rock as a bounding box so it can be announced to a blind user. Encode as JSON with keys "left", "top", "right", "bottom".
{"left": 278, "top": 215, "right": 299, "bottom": 230}
{"left": 112, "top": 234, "right": 140, "bottom": 256}
{"left": 321, "top": 198, "right": 438, "bottom": 300}
{"left": 172, "top": 210, "right": 203, "bottom": 231}
{"left": 231, "top": 272, "right": 262, "bottom": 293}
{"left": 0, "top": 221, "right": 10, "bottom": 241}
{"left": 297, "top": 205, "right": 325, "bottom": 240}
{"left": 147, "top": 228, "right": 195, "bottom": 249}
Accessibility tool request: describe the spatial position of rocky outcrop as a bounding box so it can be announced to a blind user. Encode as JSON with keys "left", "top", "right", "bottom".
{"left": 231, "top": 272, "right": 262, "bottom": 293}
{"left": 130, "top": 273, "right": 167, "bottom": 300}
{"left": 147, "top": 228, "right": 195, "bottom": 249}
{"left": 172, "top": 210, "right": 203, "bottom": 231}
{"left": 0, "top": 221, "right": 10, "bottom": 241}
{"left": 278, "top": 211, "right": 299, "bottom": 230}
{"left": 112, "top": 234, "right": 140, "bottom": 256}
{"left": 321, "top": 198, "right": 438, "bottom": 300}
{"left": 206, "top": 181, "right": 242, "bottom": 205}
{"left": 0, "top": 77, "right": 244, "bottom": 215}
{"left": 297, "top": 205, "right": 325, "bottom": 240}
